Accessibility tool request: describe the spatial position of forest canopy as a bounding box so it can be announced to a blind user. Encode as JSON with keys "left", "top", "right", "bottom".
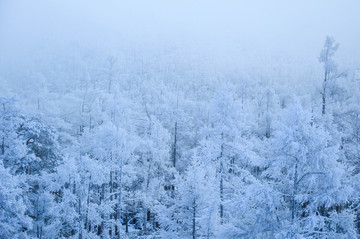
{"left": 0, "top": 1, "right": 360, "bottom": 238}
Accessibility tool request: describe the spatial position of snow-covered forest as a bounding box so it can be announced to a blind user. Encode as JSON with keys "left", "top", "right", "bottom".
{"left": 1, "top": 1, "right": 360, "bottom": 238}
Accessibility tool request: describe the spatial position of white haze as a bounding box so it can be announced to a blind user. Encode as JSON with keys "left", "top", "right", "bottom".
{"left": 1, "top": 0, "right": 360, "bottom": 67}
{"left": 0, "top": 0, "right": 359, "bottom": 104}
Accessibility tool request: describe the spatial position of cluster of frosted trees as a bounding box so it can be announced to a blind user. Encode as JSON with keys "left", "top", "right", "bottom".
{"left": 1, "top": 37, "right": 360, "bottom": 239}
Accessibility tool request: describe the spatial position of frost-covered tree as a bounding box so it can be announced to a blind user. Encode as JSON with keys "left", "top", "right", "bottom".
{"left": 269, "top": 100, "right": 356, "bottom": 238}
{"left": 173, "top": 160, "right": 218, "bottom": 239}
{"left": 319, "top": 36, "right": 346, "bottom": 115}
{"left": 0, "top": 162, "right": 31, "bottom": 238}
{"left": 0, "top": 98, "right": 64, "bottom": 238}
{"left": 134, "top": 116, "right": 171, "bottom": 235}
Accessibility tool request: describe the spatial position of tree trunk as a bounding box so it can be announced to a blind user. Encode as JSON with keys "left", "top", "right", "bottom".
{"left": 292, "top": 159, "right": 299, "bottom": 222}
{"left": 125, "top": 213, "right": 129, "bottom": 233}
{"left": 172, "top": 121, "right": 178, "bottom": 167}
{"left": 192, "top": 197, "right": 196, "bottom": 239}
{"left": 117, "top": 160, "right": 123, "bottom": 239}
{"left": 84, "top": 177, "right": 91, "bottom": 232}
{"left": 219, "top": 133, "right": 224, "bottom": 224}
{"left": 322, "top": 70, "right": 328, "bottom": 115}
{"left": 77, "top": 182, "right": 83, "bottom": 239}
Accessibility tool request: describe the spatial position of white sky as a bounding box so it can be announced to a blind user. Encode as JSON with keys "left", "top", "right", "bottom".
{"left": 1, "top": 0, "right": 359, "bottom": 68}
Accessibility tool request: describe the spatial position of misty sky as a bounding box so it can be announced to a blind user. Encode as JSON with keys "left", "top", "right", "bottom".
{"left": 1, "top": 0, "right": 360, "bottom": 70}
